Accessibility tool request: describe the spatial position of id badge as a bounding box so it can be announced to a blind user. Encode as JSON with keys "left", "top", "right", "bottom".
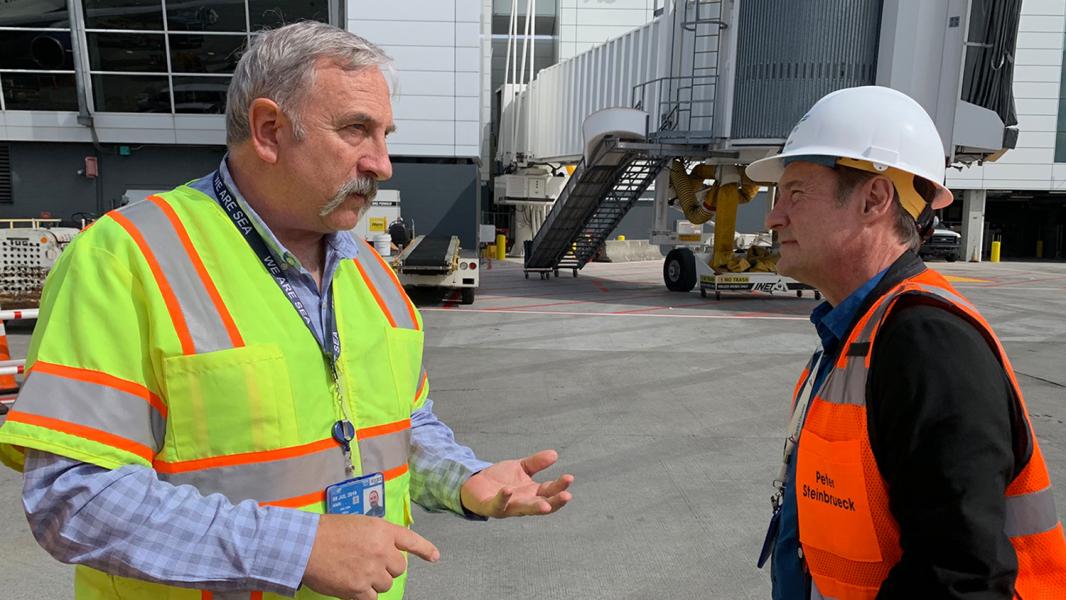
{"left": 325, "top": 472, "right": 386, "bottom": 517}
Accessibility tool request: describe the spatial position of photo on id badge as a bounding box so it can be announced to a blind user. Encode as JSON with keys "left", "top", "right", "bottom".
{"left": 364, "top": 484, "right": 385, "bottom": 517}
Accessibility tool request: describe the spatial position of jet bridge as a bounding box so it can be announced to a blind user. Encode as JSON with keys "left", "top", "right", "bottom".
{"left": 497, "top": 0, "right": 1021, "bottom": 288}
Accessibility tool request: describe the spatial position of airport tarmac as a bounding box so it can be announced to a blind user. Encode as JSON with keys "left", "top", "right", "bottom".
{"left": 1, "top": 257, "right": 1064, "bottom": 599}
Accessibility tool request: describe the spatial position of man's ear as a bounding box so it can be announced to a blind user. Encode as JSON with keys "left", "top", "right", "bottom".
{"left": 247, "top": 98, "right": 285, "bottom": 164}
{"left": 862, "top": 175, "right": 896, "bottom": 220}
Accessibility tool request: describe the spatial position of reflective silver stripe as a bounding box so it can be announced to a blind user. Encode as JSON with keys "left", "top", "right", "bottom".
{"left": 816, "top": 361, "right": 868, "bottom": 406}
{"left": 854, "top": 285, "right": 977, "bottom": 346}
{"left": 118, "top": 200, "right": 236, "bottom": 353}
{"left": 1005, "top": 486, "right": 1061, "bottom": 537}
{"left": 158, "top": 444, "right": 347, "bottom": 504}
{"left": 914, "top": 283, "right": 978, "bottom": 313}
{"left": 359, "top": 428, "right": 411, "bottom": 475}
{"left": 354, "top": 239, "right": 419, "bottom": 330}
{"left": 854, "top": 296, "right": 895, "bottom": 346}
{"left": 809, "top": 582, "right": 837, "bottom": 600}
{"left": 16, "top": 369, "right": 164, "bottom": 452}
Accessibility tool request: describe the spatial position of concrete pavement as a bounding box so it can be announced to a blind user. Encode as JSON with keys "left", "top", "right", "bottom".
{"left": 1, "top": 258, "right": 1064, "bottom": 599}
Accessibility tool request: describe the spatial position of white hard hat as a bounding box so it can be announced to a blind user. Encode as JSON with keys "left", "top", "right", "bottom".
{"left": 746, "top": 86, "right": 953, "bottom": 210}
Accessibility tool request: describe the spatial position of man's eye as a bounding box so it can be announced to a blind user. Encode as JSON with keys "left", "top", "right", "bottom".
{"left": 349, "top": 124, "right": 366, "bottom": 132}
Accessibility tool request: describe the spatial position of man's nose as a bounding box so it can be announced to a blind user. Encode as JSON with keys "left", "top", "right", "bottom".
{"left": 766, "top": 199, "right": 787, "bottom": 231}
{"left": 361, "top": 139, "right": 393, "bottom": 181}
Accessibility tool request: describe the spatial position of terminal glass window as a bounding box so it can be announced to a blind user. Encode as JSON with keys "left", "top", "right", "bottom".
{"left": 80, "top": 0, "right": 330, "bottom": 114}
{"left": 0, "top": 5, "right": 79, "bottom": 111}
{"left": 0, "top": 1, "right": 331, "bottom": 114}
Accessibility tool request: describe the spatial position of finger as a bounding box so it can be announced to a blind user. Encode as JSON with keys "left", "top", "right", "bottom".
{"left": 543, "top": 490, "right": 573, "bottom": 513}
{"left": 394, "top": 527, "right": 441, "bottom": 563}
{"left": 385, "top": 550, "right": 408, "bottom": 578}
{"left": 354, "top": 590, "right": 378, "bottom": 600}
{"left": 536, "top": 474, "right": 574, "bottom": 498}
{"left": 519, "top": 449, "right": 559, "bottom": 476}
{"left": 501, "top": 495, "right": 553, "bottom": 516}
{"left": 371, "top": 572, "right": 395, "bottom": 594}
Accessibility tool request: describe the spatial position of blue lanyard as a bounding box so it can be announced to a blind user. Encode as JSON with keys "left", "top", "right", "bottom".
{"left": 211, "top": 170, "right": 342, "bottom": 363}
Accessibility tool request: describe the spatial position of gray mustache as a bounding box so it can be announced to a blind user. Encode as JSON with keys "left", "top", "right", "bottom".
{"left": 320, "top": 176, "right": 378, "bottom": 217}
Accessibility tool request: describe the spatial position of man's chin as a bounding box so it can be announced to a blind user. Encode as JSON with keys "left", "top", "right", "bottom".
{"left": 322, "top": 208, "right": 365, "bottom": 233}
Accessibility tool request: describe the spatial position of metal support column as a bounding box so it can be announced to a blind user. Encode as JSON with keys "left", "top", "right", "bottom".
{"left": 961, "top": 188, "right": 987, "bottom": 262}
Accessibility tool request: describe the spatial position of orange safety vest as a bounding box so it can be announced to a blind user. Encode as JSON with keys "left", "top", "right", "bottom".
{"left": 792, "top": 268, "right": 1066, "bottom": 600}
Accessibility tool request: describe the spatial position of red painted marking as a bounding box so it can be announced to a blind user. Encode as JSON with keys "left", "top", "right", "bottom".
{"left": 421, "top": 307, "right": 809, "bottom": 321}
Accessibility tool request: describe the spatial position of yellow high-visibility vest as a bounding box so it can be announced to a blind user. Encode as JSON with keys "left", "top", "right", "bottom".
{"left": 0, "top": 184, "right": 430, "bottom": 600}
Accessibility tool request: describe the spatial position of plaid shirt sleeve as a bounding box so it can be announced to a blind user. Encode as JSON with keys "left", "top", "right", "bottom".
{"left": 409, "top": 399, "right": 492, "bottom": 519}
{"left": 22, "top": 449, "right": 318, "bottom": 595}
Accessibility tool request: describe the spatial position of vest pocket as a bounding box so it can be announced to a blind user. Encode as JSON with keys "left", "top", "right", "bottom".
{"left": 795, "top": 430, "right": 884, "bottom": 563}
{"left": 161, "top": 343, "right": 296, "bottom": 461}
{"left": 384, "top": 327, "right": 425, "bottom": 409}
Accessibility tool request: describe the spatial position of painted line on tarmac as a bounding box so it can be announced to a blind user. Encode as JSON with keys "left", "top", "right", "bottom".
{"left": 941, "top": 274, "right": 992, "bottom": 283}
{"left": 421, "top": 307, "right": 809, "bottom": 321}
{"left": 476, "top": 289, "right": 670, "bottom": 311}
{"left": 952, "top": 285, "right": 1066, "bottom": 292}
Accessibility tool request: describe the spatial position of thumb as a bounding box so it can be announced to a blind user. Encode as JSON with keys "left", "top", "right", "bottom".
{"left": 393, "top": 527, "right": 440, "bottom": 563}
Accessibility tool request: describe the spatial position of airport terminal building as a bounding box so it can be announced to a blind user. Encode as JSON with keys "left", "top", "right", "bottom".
{"left": 1, "top": 0, "right": 1066, "bottom": 259}
{"left": 0, "top": 0, "right": 483, "bottom": 245}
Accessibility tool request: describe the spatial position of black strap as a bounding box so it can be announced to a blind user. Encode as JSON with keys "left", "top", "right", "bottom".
{"left": 212, "top": 170, "right": 341, "bottom": 361}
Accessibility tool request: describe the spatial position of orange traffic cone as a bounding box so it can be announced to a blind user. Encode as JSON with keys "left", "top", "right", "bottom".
{"left": 0, "top": 317, "right": 17, "bottom": 395}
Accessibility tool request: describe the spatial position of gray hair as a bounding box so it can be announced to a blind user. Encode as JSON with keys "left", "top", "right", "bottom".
{"left": 225, "top": 20, "right": 393, "bottom": 146}
{"left": 833, "top": 166, "right": 922, "bottom": 252}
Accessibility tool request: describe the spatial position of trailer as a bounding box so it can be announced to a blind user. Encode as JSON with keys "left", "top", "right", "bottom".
{"left": 391, "top": 235, "right": 479, "bottom": 305}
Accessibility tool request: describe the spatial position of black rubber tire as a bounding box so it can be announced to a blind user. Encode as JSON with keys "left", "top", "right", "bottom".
{"left": 460, "top": 288, "right": 475, "bottom": 305}
{"left": 663, "top": 248, "right": 697, "bottom": 292}
{"left": 946, "top": 254, "right": 958, "bottom": 262}
{"left": 525, "top": 272, "right": 529, "bottom": 279}
{"left": 700, "top": 288, "right": 707, "bottom": 298}
{"left": 572, "top": 269, "right": 578, "bottom": 278}
{"left": 815, "top": 291, "right": 822, "bottom": 301}
{"left": 715, "top": 290, "right": 721, "bottom": 300}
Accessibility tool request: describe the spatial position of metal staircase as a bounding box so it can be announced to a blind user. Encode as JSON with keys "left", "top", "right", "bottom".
{"left": 523, "top": 138, "right": 667, "bottom": 277}
{"left": 519, "top": 0, "right": 726, "bottom": 279}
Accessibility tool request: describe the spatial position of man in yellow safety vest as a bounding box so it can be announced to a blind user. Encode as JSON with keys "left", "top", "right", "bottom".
{"left": 0, "top": 21, "right": 573, "bottom": 600}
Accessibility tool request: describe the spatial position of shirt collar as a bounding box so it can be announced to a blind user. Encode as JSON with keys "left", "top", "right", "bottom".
{"left": 217, "top": 155, "right": 360, "bottom": 269}
{"left": 810, "top": 267, "right": 889, "bottom": 353}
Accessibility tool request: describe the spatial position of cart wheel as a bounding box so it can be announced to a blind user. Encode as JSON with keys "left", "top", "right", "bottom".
{"left": 572, "top": 269, "right": 578, "bottom": 278}
{"left": 460, "top": 287, "right": 475, "bottom": 305}
{"left": 525, "top": 272, "right": 529, "bottom": 279}
{"left": 700, "top": 288, "right": 707, "bottom": 298}
{"left": 814, "top": 291, "right": 822, "bottom": 300}
{"left": 715, "top": 290, "right": 721, "bottom": 301}
{"left": 796, "top": 290, "right": 803, "bottom": 298}
{"left": 554, "top": 269, "right": 560, "bottom": 278}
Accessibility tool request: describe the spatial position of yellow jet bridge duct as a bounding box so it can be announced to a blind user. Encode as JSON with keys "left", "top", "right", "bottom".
{"left": 668, "top": 160, "right": 761, "bottom": 271}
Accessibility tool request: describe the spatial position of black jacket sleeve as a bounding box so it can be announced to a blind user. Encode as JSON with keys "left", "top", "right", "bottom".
{"left": 867, "top": 300, "right": 1030, "bottom": 600}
